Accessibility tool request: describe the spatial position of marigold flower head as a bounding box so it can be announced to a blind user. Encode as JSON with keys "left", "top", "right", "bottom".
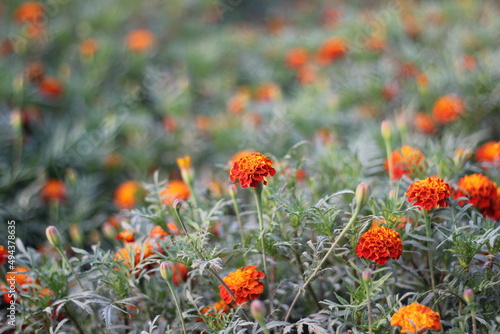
{"left": 126, "top": 29, "right": 155, "bottom": 53}
{"left": 114, "top": 243, "right": 143, "bottom": 269}
{"left": 15, "top": 2, "right": 44, "bottom": 22}
{"left": 454, "top": 173, "right": 497, "bottom": 213}
{"left": 38, "top": 76, "right": 64, "bottom": 99}
{"left": 114, "top": 180, "right": 143, "bottom": 209}
{"left": 413, "top": 112, "right": 436, "bottom": 135}
{"left": 285, "top": 47, "right": 309, "bottom": 69}
{"left": 229, "top": 152, "right": 276, "bottom": 188}
{"left": 355, "top": 227, "right": 403, "bottom": 265}
{"left": 115, "top": 229, "right": 135, "bottom": 243}
{"left": 6, "top": 266, "right": 34, "bottom": 292}
{"left": 219, "top": 265, "right": 265, "bottom": 305}
{"left": 296, "top": 63, "right": 316, "bottom": 85}
{"left": 384, "top": 145, "right": 425, "bottom": 180}
{"left": 160, "top": 180, "right": 190, "bottom": 205}
{"left": 255, "top": 82, "right": 281, "bottom": 102}
{"left": 476, "top": 141, "right": 500, "bottom": 167}
{"left": 227, "top": 88, "right": 250, "bottom": 114}
{"left": 40, "top": 179, "right": 67, "bottom": 203}
{"left": 200, "top": 300, "right": 230, "bottom": 318}
{"left": 316, "top": 37, "right": 348, "bottom": 65}
{"left": 405, "top": 177, "right": 451, "bottom": 210}
{"left": 80, "top": 38, "right": 99, "bottom": 58}
{"left": 0, "top": 245, "right": 8, "bottom": 266}
{"left": 391, "top": 302, "right": 441, "bottom": 333}
{"left": 431, "top": 94, "right": 465, "bottom": 124}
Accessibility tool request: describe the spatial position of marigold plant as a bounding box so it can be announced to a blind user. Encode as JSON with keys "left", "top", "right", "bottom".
{"left": 229, "top": 152, "right": 276, "bottom": 188}
{"left": 355, "top": 226, "right": 403, "bottom": 265}
{"left": 219, "top": 265, "right": 265, "bottom": 305}
{"left": 454, "top": 173, "right": 498, "bottom": 215}
{"left": 405, "top": 177, "right": 451, "bottom": 210}
{"left": 391, "top": 302, "right": 441, "bottom": 333}
{"left": 384, "top": 145, "right": 425, "bottom": 180}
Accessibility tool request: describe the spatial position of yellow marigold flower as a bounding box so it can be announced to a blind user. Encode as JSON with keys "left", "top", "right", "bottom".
{"left": 405, "top": 177, "right": 451, "bottom": 210}
{"left": 176, "top": 155, "right": 191, "bottom": 169}
{"left": 356, "top": 227, "right": 403, "bottom": 265}
{"left": 454, "top": 173, "right": 497, "bottom": 213}
{"left": 391, "top": 302, "right": 441, "bottom": 333}
{"left": 219, "top": 266, "right": 265, "bottom": 305}
{"left": 229, "top": 152, "right": 276, "bottom": 188}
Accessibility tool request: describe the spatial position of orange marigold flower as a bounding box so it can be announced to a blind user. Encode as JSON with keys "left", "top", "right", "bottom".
{"left": 356, "top": 227, "right": 403, "bottom": 265}
{"left": 114, "top": 180, "right": 143, "bottom": 209}
{"left": 384, "top": 145, "right": 425, "bottom": 180}
{"left": 454, "top": 173, "right": 497, "bottom": 212}
{"left": 405, "top": 177, "right": 451, "bottom": 210}
{"left": 40, "top": 179, "right": 67, "bottom": 203}
{"left": 285, "top": 47, "right": 309, "bottom": 69}
{"left": 15, "top": 2, "right": 44, "bottom": 22}
{"left": 431, "top": 94, "right": 465, "bottom": 124}
{"left": 476, "top": 141, "right": 500, "bottom": 167}
{"left": 80, "top": 38, "right": 99, "bottom": 58}
{"left": 199, "top": 300, "right": 230, "bottom": 319}
{"left": 391, "top": 302, "right": 441, "bottom": 333}
{"left": 38, "top": 76, "right": 64, "bottom": 99}
{"left": 6, "top": 266, "right": 34, "bottom": 292}
{"left": 160, "top": 180, "right": 190, "bottom": 205}
{"left": 483, "top": 187, "right": 500, "bottom": 220}
{"left": 371, "top": 217, "right": 409, "bottom": 230}
{"left": 115, "top": 229, "right": 135, "bottom": 243}
{"left": 0, "top": 245, "right": 8, "bottom": 266}
{"left": 227, "top": 88, "right": 250, "bottom": 114}
{"left": 219, "top": 265, "right": 265, "bottom": 305}
{"left": 126, "top": 29, "right": 155, "bottom": 53}
{"left": 255, "top": 82, "right": 281, "bottom": 102}
{"left": 171, "top": 263, "right": 189, "bottom": 286}
{"left": 114, "top": 243, "right": 143, "bottom": 269}
{"left": 316, "top": 37, "right": 348, "bottom": 65}
{"left": 297, "top": 64, "right": 316, "bottom": 85}
{"left": 413, "top": 112, "right": 436, "bottom": 135}
{"left": 229, "top": 152, "right": 276, "bottom": 188}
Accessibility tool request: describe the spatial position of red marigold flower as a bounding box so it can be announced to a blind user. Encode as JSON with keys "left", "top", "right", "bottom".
{"left": 355, "top": 227, "right": 403, "bottom": 265}
{"left": 126, "top": 29, "right": 155, "bottom": 53}
{"left": 219, "top": 265, "right": 265, "bottom": 305}
{"left": 431, "top": 94, "right": 465, "bottom": 124}
{"left": 454, "top": 173, "right": 498, "bottom": 213}
{"left": 406, "top": 177, "right": 452, "bottom": 210}
{"left": 483, "top": 187, "right": 500, "bottom": 220}
{"left": 115, "top": 229, "right": 135, "bottom": 243}
{"left": 38, "top": 76, "right": 64, "bottom": 99}
{"left": 384, "top": 145, "right": 425, "bottom": 180}
{"left": 476, "top": 141, "right": 500, "bottom": 167}
{"left": 229, "top": 152, "right": 276, "bottom": 188}
{"left": 40, "top": 179, "right": 67, "bottom": 203}
{"left": 15, "top": 1, "right": 44, "bottom": 23}
{"left": 391, "top": 302, "right": 441, "bottom": 333}
{"left": 413, "top": 112, "right": 436, "bottom": 135}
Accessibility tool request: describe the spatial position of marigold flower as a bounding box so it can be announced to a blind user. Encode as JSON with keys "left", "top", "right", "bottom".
{"left": 255, "top": 82, "right": 281, "bottom": 102}
{"left": 114, "top": 243, "right": 143, "bottom": 268}
{"left": 229, "top": 152, "right": 276, "bottom": 188}
{"left": 219, "top": 266, "right": 265, "bottom": 305}
{"left": 40, "top": 179, "right": 67, "bottom": 203}
{"left": 80, "top": 38, "right": 99, "bottom": 58}
{"left": 197, "top": 300, "right": 230, "bottom": 323}
{"left": 454, "top": 174, "right": 497, "bottom": 214}
{"left": 227, "top": 88, "right": 250, "bottom": 114}
{"left": 1, "top": 284, "right": 12, "bottom": 303}
{"left": 391, "top": 302, "right": 441, "bottom": 333}
{"left": 296, "top": 63, "right": 316, "bottom": 85}
{"left": 431, "top": 94, "right": 465, "bottom": 124}
{"left": 177, "top": 155, "right": 193, "bottom": 185}
{"left": 285, "top": 47, "right": 309, "bottom": 69}
{"left": 171, "top": 262, "right": 189, "bottom": 286}
{"left": 6, "top": 266, "right": 34, "bottom": 292}
{"left": 316, "top": 37, "right": 348, "bottom": 65}
{"left": 115, "top": 229, "right": 135, "bottom": 243}
{"left": 15, "top": 2, "right": 44, "bottom": 22}
{"left": 160, "top": 180, "right": 190, "bottom": 205}
{"left": 476, "top": 141, "right": 500, "bottom": 167}
{"left": 356, "top": 227, "right": 403, "bottom": 265}
{"left": 114, "top": 180, "right": 143, "bottom": 209}
{"left": 0, "top": 245, "right": 8, "bottom": 266}
{"left": 38, "top": 76, "right": 64, "bottom": 99}
{"left": 413, "top": 112, "right": 436, "bottom": 135}
{"left": 384, "top": 145, "right": 425, "bottom": 180}
{"left": 405, "top": 177, "right": 451, "bottom": 210}
{"left": 126, "top": 29, "right": 155, "bottom": 53}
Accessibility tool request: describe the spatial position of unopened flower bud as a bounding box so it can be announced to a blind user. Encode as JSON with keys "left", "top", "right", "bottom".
{"left": 46, "top": 226, "right": 61, "bottom": 248}
{"left": 173, "top": 199, "right": 183, "bottom": 211}
{"left": 160, "top": 261, "right": 173, "bottom": 281}
{"left": 228, "top": 184, "right": 237, "bottom": 198}
{"left": 69, "top": 223, "right": 82, "bottom": 246}
{"left": 355, "top": 182, "right": 371, "bottom": 209}
{"left": 463, "top": 289, "right": 474, "bottom": 304}
{"left": 362, "top": 269, "right": 372, "bottom": 283}
{"left": 250, "top": 299, "right": 266, "bottom": 321}
{"left": 10, "top": 109, "right": 22, "bottom": 132}
{"left": 381, "top": 120, "right": 391, "bottom": 141}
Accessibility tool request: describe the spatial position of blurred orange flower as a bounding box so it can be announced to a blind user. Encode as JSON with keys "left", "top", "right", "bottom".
{"left": 126, "top": 29, "right": 155, "bottom": 53}
{"left": 15, "top": 2, "right": 44, "bottom": 23}
{"left": 316, "top": 37, "right": 348, "bottom": 65}
{"left": 160, "top": 180, "right": 190, "bottom": 205}
{"left": 114, "top": 243, "right": 143, "bottom": 268}
{"left": 80, "top": 38, "right": 99, "bottom": 58}
{"left": 285, "top": 47, "right": 309, "bottom": 69}
{"left": 114, "top": 180, "right": 143, "bottom": 209}
{"left": 391, "top": 302, "right": 441, "bottom": 333}
{"left": 25, "top": 62, "right": 44, "bottom": 82}
{"left": 227, "top": 88, "right": 250, "bottom": 114}
{"left": 454, "top": 173, "right": 497, "bottom": 213}
{"left": 199, "top": 300, "right": 230, "bottom": 321}
{"left": 297, "top": 64, "right": 316, "bottom": 85}
{"left": 229, "top": 152, "right": 276, "bottom": 188}
{"left": 171, "top": 262, "right": 189, "bottom": 286}
{"left": 356, "top": 227, "right": 403, "bottom": 265}
{"left": 40, "top": 179, "right": 67, "bottom": 203}
{"left": 6, "top": 266, "right": 34, "bottom": 291}
{"left": 219, "top": 265, "right": 265, "bottom": 305}
{"left": 38, "top": 76, "right": 64, "bottom": 99}
{"left": 476, "top": 141, "right": 500, "bottom": 166}
{"left": 255, "top": 82, "right": 281, "bottom": 102}
{"left": 406, "top": 177, "right": 451, "bottom": 210}
{"left": 384, "top": 145, "right": 425, "bottom": 180}
{"left": 463, "top": 54, "right": 477, "bottom": 71}
{"left": 431, "top": 94, "right": 465, "bottom": 124}
{"left": 371, "top": 217, "right": 409, "bottom": 230}
{"left": 0, "top": 245, "right": 8, "bottom": 266}
{"left": 413, "top": 112, "right": 436, "bottom": 135}
{"left": 115, "top": 229, "right": 135, "bottom": 243}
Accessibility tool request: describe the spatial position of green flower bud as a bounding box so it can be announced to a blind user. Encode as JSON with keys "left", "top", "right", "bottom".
{"left": 46, "top": 226, "right": 61, "bottom": 248}
{"left": 355, "top": 182, "right": 371, "bottom": 209}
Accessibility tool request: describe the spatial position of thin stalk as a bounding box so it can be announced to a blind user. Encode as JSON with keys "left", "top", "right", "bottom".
{"left": 165, "top": 277, "right": 187, "bottom": 334}
{"left": 365, "top": 281, "right": 373, "bottom": 334}
{"left": 64, "top": 304, "right": 86, "bottom": 334}
{"left": 383, "top": 137, "right": 394, "bottom": 188}
{"left": 253, "top": 185, "right": 269, "bottom": 299}
{"left": 471, "top": 308, "right": 477, "bottom": 334}
{"left": 423, "top": 210, "right": 436, "bottom": 293}
{"left": 284, "top": 204, "right": 362, "bottom": 322}
{"left": 230, "top": 189, "right": 246, "bottom": 250}
{"left": 57, "top": 248, "right": 84, "bottom": 290}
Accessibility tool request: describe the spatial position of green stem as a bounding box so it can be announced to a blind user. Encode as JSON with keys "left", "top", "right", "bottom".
{"left": 230, "top": 191, "right": 246, "bottom": 250}
{"left": 471, "top": 308, "right": 477, "bottom": 334}
{"left": 57, "top": 248, "right": 84, "bottom": 290}
{"left": 253, "top": 185, "right": 270, "bottom": 300}
{"left": 365, "top": 281, "right": 372, "bottom": 334}
{"left": 64, "top": 304, "right": 86, "bottom": 334}
{"left": 284, "top": 204, "right": 362, "bottom": 322}
{"left": 257, "top": 319, "right": 270, "bottom": 334}
{"left": 383, "top": 134, "right": 394, "bottom": 188}
{"left": 165, "top": 278, "right": 187, "bottom": 334}
{"left": 423, "top": 210, "right": 436, "bottom": 294}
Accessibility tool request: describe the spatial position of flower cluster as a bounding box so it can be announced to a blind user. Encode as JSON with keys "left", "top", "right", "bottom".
{"left": 454, "top": 173, "right": 498, "bottom": 219}
{"left": 356, "top": 226, "right": 403, "bottom": 265}
{"left": 405, "top": 177, "right": 452, "bottom": 210}
{"left": 219, "top": 266, "right": 265, "bottom": 305}
{"left": 391, "top": 302, "right": 441, "bottom": 333}
{"left": 229, "top": 152, "right": 276, "bottom": 188}
{"left": 384, "top": 145, "right": 425, "bottom": 180}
